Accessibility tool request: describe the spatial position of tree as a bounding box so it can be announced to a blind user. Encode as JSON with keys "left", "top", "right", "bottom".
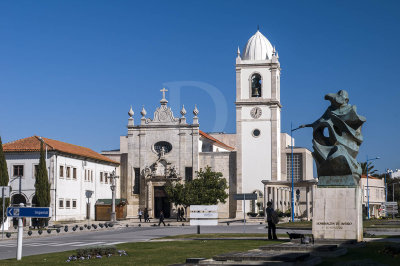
{"left": 165, "top": 166, "right": 228, "bottom": 218}
{"left": 361, "top": 161, "right": 378, "bottom": 176}
{"left": 0, "top": 136, "right": 10, "bottom": 225}
{"left": 35, "top": 141, "right": 50, "bottom": 227}
{"left": 187, "top": 167, "right": 228, "bottom": 205}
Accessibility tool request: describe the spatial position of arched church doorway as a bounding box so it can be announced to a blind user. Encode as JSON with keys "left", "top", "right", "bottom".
{"left": 154, "top": 186, "right": 170, "bottom": 218}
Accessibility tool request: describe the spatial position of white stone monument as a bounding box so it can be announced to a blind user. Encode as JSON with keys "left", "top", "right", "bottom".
{"left": 312, "top": 186, "right": 363, "bottom": 241}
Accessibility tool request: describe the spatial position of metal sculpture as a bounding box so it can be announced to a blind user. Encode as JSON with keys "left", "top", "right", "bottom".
{"left": 305, "top": 90, "right": 366, "bottom": 186}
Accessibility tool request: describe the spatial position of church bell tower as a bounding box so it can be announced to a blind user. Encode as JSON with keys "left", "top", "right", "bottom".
{"left": 236, "top": 30, "right": 282, "bottom": 198}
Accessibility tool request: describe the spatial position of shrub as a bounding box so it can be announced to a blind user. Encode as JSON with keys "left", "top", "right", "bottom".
{"left": 258, "top": 211, "right": 265, "bottom": 217}
{"left": 76, "top": 246, "right": 117, "bottom": 257}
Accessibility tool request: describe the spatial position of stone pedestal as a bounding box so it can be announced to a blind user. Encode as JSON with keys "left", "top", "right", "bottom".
{"left": 312, "top": 187, "right": 363, "bottom": 242}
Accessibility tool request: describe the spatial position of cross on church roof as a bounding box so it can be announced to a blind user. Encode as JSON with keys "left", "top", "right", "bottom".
{"left": 160, "top": 88, "right": 168, "bottom": 105}
{"left": 161, "top": 88, "right": 168, "bottom": 99}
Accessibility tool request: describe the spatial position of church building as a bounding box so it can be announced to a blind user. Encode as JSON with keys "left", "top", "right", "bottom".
{"left": 103, "top": 30, "right": 315, "bottom": 219}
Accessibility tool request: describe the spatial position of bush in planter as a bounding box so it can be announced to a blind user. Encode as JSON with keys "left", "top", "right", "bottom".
{"left": 258, "top": 211, "right": 265, "bottom": 217}
{"left": 247, "top": 212, "right": 258, "bottom": 217}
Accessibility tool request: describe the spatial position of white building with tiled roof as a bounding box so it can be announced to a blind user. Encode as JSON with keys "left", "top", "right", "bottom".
{"left": 3, "top": 136, "right": 119, "bottom": 225}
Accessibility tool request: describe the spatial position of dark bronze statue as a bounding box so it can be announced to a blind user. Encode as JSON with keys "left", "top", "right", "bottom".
{"left": 304, "top": 90, "right": 366, "bottom": 186}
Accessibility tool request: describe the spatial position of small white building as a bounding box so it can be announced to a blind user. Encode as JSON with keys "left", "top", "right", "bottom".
{"left": 360, "top": 175, "right": 386, "bottom": 218}
{"left": 3, "top": 136, "right": 119, "bottom": 225}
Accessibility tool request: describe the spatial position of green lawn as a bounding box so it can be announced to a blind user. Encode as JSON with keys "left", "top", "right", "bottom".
{"left": 0, "top": 240, "right": 281, "bottom": 266}
{"left": 318, "top": 241, "right": 400, "bottom": 265}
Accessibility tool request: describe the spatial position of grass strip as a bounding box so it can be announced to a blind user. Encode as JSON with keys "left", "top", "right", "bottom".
{"left": 0, "top": 239, "right": 280, "bottom": 266}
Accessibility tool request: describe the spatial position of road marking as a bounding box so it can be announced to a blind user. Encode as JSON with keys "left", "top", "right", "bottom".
{"left": 0, "top": 243, "right": 16, "bottom": 247}
{"left": 52, "top": 242, "right": 84, "bottom": 246}
{"left": 24, "top": 242, "right": 59, "bottom": 247}
{"left": 71, "top": 242, "right": 105, "bottom": 247}
{"left": 103, "top": 242, "right": 125, "bottom": 246}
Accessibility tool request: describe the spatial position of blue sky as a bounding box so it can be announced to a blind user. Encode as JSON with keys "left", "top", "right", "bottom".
{"left": 0, "top": 0, "right": 399, "bottom": 173}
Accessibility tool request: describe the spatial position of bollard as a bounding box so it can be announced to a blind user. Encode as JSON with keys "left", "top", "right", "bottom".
{"left": 79, "top": 226, "right": 84, "bottom": 231}
{"left": 28, "top": 231, "right": 32, "bottom": 236}
{"left": 72, "top": 227, "right": 76, "bottom": 231}
{"left": 64, "top": 228, "right": 68, "bottom": 232}
{"left": 47, "top": 229, "right": 51, "bottom": 234}
{"left": 38, "top": 229, "right": 43, "bottom": 235}
{"left": 16, "top": 216, "right": 23, "bottom": 260}
{"left": 138, "top": 224, "right": 141, "bottom": 227}
{"left": 56, "top": 228, "right": 61, "bottom": 233}
{"left": 87, "top": 226, "right": 91, "bottom": 230}
{"left": 6, "top": 232, "right": 11, "bottom": 238}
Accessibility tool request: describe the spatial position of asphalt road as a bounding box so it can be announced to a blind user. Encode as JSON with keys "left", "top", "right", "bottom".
{"left": 0, "top": 224, "right": 310, "bottom": 260}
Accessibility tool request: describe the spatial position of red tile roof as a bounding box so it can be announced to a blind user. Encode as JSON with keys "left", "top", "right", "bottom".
{"left": 199, "top": 130, "right": 235, "bottom": 151}
{"left": 3, "top": 136, "right": 119, "bottom": 165}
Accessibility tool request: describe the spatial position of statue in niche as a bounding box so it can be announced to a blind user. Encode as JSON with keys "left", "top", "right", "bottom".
{"left": 304, "top": 90, "right": 366, "bottom": 186}
{"left": 251, "top": 74, "right": 262, "bottom": 97}
{"left": 168, "top": 165, "right": 179, "bottom": 179}
{"left": 143, "top": 166, "right": 152, "bottom": 179}
{"left": 159, "top": 147, "right": 166, "bottom": 158}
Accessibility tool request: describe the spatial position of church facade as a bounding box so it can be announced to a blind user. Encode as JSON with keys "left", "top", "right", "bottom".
{"left": 103, "top": 30, "right": 314, "bottom": 219}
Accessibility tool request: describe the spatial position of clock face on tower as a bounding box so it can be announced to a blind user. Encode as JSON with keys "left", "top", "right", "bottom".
{"left": 250, "top": 107, "right": 262, "bottom": 119}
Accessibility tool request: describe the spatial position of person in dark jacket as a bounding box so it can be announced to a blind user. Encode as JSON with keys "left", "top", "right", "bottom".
{"left": 266, "top": 201, "right": 277, "bottom": 240}
{"left": 180, "top": 207, "right": 186, "bottom": 221}
{"left": 144, "top": 208, "right": 150, "bottom": 223}
{"left": 177, "top": 207, "right": 181, "bottom": 222}
{"left": 158, "top": 210, "right": 166, "bottom": 226}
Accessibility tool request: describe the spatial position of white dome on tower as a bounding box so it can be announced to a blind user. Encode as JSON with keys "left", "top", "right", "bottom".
{"left": 242, "top": 30, "right": 274, "bottom": 61}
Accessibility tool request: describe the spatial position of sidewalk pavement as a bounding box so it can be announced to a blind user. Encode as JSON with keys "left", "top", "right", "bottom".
{"left": 1, "top": 217, "right": 266, "bottom": 240}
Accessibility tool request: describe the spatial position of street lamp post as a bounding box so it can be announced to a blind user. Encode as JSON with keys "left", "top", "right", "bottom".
{"left": 290, "top": 123, "right": 305, "bottom": 222}
{"left": 366, "top": 156, "right": 380, "bottom": 219}
{"left": 385, "top": 169, "right": 392, "bottom": 203}
{"left": 108, "top": 170, "right": 119, "bottom": 223}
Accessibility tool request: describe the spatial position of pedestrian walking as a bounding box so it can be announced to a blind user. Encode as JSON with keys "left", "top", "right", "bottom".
{"left": 266, "top": 201, "right": 278, "bottom": 240}
{"left": 177, "top": 207, "right": 181, "bottom": 222}
{"left": 138, "top": 208, "right": 143, "bottom": 223}
{"left": 180, "top": 207, "right": 186, "bottom": 221}
{"left": 144, "top": 208, "right": 150, "bottom": 223}
{"left": 158, "top": 210, "right": 166, "bottom": 226}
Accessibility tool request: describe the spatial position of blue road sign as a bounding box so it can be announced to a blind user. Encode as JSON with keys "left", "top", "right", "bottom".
{"left": 7, "top": 207, "right": 52, "bottom": 218}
